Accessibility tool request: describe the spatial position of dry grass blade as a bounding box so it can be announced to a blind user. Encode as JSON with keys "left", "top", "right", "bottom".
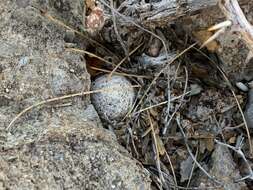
{"left": 147, "top": 111, "right": 165, "bottom": 189}
{"left": 108, "top": 43, "right": 143, "bottom": 78}
{"left": 89, "top": 66, "right": 151, "bottom": 78}
{"left": 7, "top": 85, "right": 140, "bottom": 132}
{"left": 33, "top": 7, "right": 115, "bottom": 56}
{"left": 66, "top": 48, "right": 115, "bottom": 66}
{"left": 164, "top": 151, "right": 178, "bottom": 190}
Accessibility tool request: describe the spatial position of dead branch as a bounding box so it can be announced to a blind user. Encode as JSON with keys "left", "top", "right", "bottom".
{"left": 114, "top": 0, "right": 249, "bottom": 28}
{"left": 116, "top": 0, "right": 217, "bottom": 27}
{"left": 219, "top": 0, "right": 253, "bottom": 53}
{"left": 176, "top": 114, "right": 222, "bottom": 186}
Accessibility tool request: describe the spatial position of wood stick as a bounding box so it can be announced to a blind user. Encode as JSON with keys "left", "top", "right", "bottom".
{"left": 116, "top": 0, "right": 249, "bottom": 27}
{"left": 219, "top": 0, "right": 253, "bottom": 53}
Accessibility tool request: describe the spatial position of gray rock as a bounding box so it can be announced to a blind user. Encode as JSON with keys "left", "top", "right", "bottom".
{"left": 0, "top": 0, "right": 90, "bottom": 129}
{"left": 1, "top": 123, "right": 151, "bottom": 190}
{"left": 0, "top": 1, "right": 151, "bottom": 189}
{"left": 196, "top": 144, "right": 247, "bottom": 190}
{"left": 91, "top": 75, "right": 135, "bottom": 122}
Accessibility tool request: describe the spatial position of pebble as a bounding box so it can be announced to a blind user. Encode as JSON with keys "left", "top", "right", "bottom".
{"left": 236, "top": 82, "right": 249, "bottom": 92}
{"left": 91, "top": 75, "right": 135, "bottom": 122}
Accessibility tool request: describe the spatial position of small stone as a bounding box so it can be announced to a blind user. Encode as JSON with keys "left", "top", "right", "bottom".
{"left": 91, "top": 75, "right": 135, "bottom": 122}
{"left": 189, "top": 84, "right": 203, "bottom": 96}
{"left": 236, "top": 82, "right": 249, "bottom": 92}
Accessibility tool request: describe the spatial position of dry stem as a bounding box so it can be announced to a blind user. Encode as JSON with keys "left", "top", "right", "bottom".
{"left": 7, "top": 85, "right": 140, "bottom": 132}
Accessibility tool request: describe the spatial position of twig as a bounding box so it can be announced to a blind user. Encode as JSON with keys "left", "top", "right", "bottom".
{"left": 219, "top": 0, "right": 253, "bottom": 53}
{"left": 187, "top": 148, "right": 199, "bottom": 188}
{"left": 176, "top": 114, "right": 222, "bottom": 185}
{"left": 163, "top": 66, "right": 189, "bottom": 135}
{"left": 89, "top": 66, "right": 151, "bottom": 78}
{"left": 65, "top": 48, "right": 115, "bottom": 66}
{"left": 108, "top": 43, "right": 143, "bottom": 78}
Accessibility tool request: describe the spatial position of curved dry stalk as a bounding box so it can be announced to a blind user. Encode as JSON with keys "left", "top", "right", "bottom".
{"left": 7, "top": 85, "right": 140, "bottom": 132}
{"left": 164, "top": 151, "right": 178, "bottom": 190}
{"left": 66, "top": 48, "right": 115, "bottom": 66}
{"left": 108, "top": 43, "right": 143, "bottom": 78}
{"left": 219, "top": 0, "right": 253, "bottom": 52}
{"left": 89, "top": 66, "right": 151, "bottom": 78}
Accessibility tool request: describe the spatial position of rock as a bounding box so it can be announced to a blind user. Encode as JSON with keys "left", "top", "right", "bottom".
{"left": 0, "top": 0, "right": 90, "bottom": 129}
{"left": 91, "top": 75, "right": 135, "bottom": 122}
{"left": 180, "top": 156, "right": 194, "bottom": 183}
{"left": 195, "top": 144, "right": 247, "bottom": 190}
{"left": 236, "top": 82, "right": 249, "bottom": 92}
{"left": 0, "top": 1, "right": 151, "bottom": 189}
{"left": 1, "top": 123, "right": 151, "bottom": 190}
